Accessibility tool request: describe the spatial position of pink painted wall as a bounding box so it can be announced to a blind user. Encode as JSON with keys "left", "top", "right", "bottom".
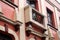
{"left": 26, "top": 34, "right": 42, "bottom": 40}
{"left": 50, "top": 29, "right": 59, "bottom": 40}
{"left": 0, "top": 1, "right": 20, "bottom": 39}
{"left": 0, "top": 21, "right": 20, "bottom": 40}
{"left": 0, "top": 1, "right": 15, "bottom": 21}
{"left": 26, "top": 24, "right": 45, "bottom": 40}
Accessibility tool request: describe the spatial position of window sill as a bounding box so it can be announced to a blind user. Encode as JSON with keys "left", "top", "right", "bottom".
{"left": 47, "top": 24, "right": 58, "bottom": 31}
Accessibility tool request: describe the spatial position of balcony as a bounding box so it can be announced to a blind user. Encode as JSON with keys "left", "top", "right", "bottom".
{"left": 24, "top": 5, "right": 46, "bottom": 30}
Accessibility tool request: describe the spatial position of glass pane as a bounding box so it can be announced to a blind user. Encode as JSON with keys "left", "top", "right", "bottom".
{"left": 32, "top": 12, "right": 36, "bottom": 20}
{"left": 32, "top": 10, "right": 44, "bottom": 24}
{"left": 27, "top": 0, "right": 35, "bottom": 8}
{"left": 47, "top": 11, "right": 52, "bottom": 25}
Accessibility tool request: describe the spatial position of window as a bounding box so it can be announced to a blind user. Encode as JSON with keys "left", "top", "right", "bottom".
{"left": 32, "top": 12, "right": 37, "bottom": 21}
{"left": 27, "top": 0, "right": 36, "bottom": 8}
{"left": 32, "top": 10, "right": 44, "bottom": 24}
{"left": 47, "top": 8, "right": 55, "bottom": 27}
{"left": 27, "top": 0, "right": 39, "bottom": 10}
{"left": 47, "top": 11, "right": 52, "bottom": 25}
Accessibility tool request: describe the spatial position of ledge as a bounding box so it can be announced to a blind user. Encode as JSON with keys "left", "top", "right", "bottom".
{"left": 0, "top": 14, "right": 22, "bottom": 31}
{"left": 47, "top": 24, "right": 58, "bottom": 31}
{"left": 0, "top": 14, "right": 22, "bottom": 26}
{"left": 26, "top": 27, "right": 47, "bottom": 37}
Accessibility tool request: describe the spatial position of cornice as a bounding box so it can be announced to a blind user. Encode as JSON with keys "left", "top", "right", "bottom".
{"left": 45, "top": 0, "right": 60, "bottom": 12}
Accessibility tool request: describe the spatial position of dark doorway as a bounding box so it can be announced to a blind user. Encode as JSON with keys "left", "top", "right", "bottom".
{"left": 0, "top": 33, "right": 12, "bottom": 40}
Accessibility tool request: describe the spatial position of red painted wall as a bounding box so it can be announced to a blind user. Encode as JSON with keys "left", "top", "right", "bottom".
{"left": 0, "top": 21, "right": 15, "bottom": 30}
{"left": 32, "top": 25, "right": 44, "bottom": 33}
{"left": 50, "top": 29, "right": 58, "bottom": 40}
{"left": 35, "top": 0, "right": 39, "bottom": 11}
{"left": 0, "top": 1, "right": 15, "bottom": 21}
{"left": 52, "top": 30, "right": 58, "bottom": 40}
{"left": 0, "top": 1, "right": 20, "bottom": 39}
{"left": 0, "top": 21, "right": 20, "bottom": 40}
{"left": 26, "top": 24, "right": 44, "bottom": 40}
{"left": 26, "top": 34, "right": 42, "bottom": 40}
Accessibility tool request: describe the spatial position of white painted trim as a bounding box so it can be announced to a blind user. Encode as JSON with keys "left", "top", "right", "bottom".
{"left": 8, "top": 28, "right": 19, "bottom": 40}
{"left": 0, "top": 25, "right": 5, "bottom": 31}
{"left": 0, "top": 5, "right": 2, "bottom": 12}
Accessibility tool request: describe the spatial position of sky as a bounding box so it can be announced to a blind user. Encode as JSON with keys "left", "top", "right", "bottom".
{"left": 57, "top": 0, "right": 60, "bottom": 3}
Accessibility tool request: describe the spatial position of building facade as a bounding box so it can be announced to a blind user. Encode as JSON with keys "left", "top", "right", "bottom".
{"left": 0, "top": 0, "right": 60, "bottom": 40}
